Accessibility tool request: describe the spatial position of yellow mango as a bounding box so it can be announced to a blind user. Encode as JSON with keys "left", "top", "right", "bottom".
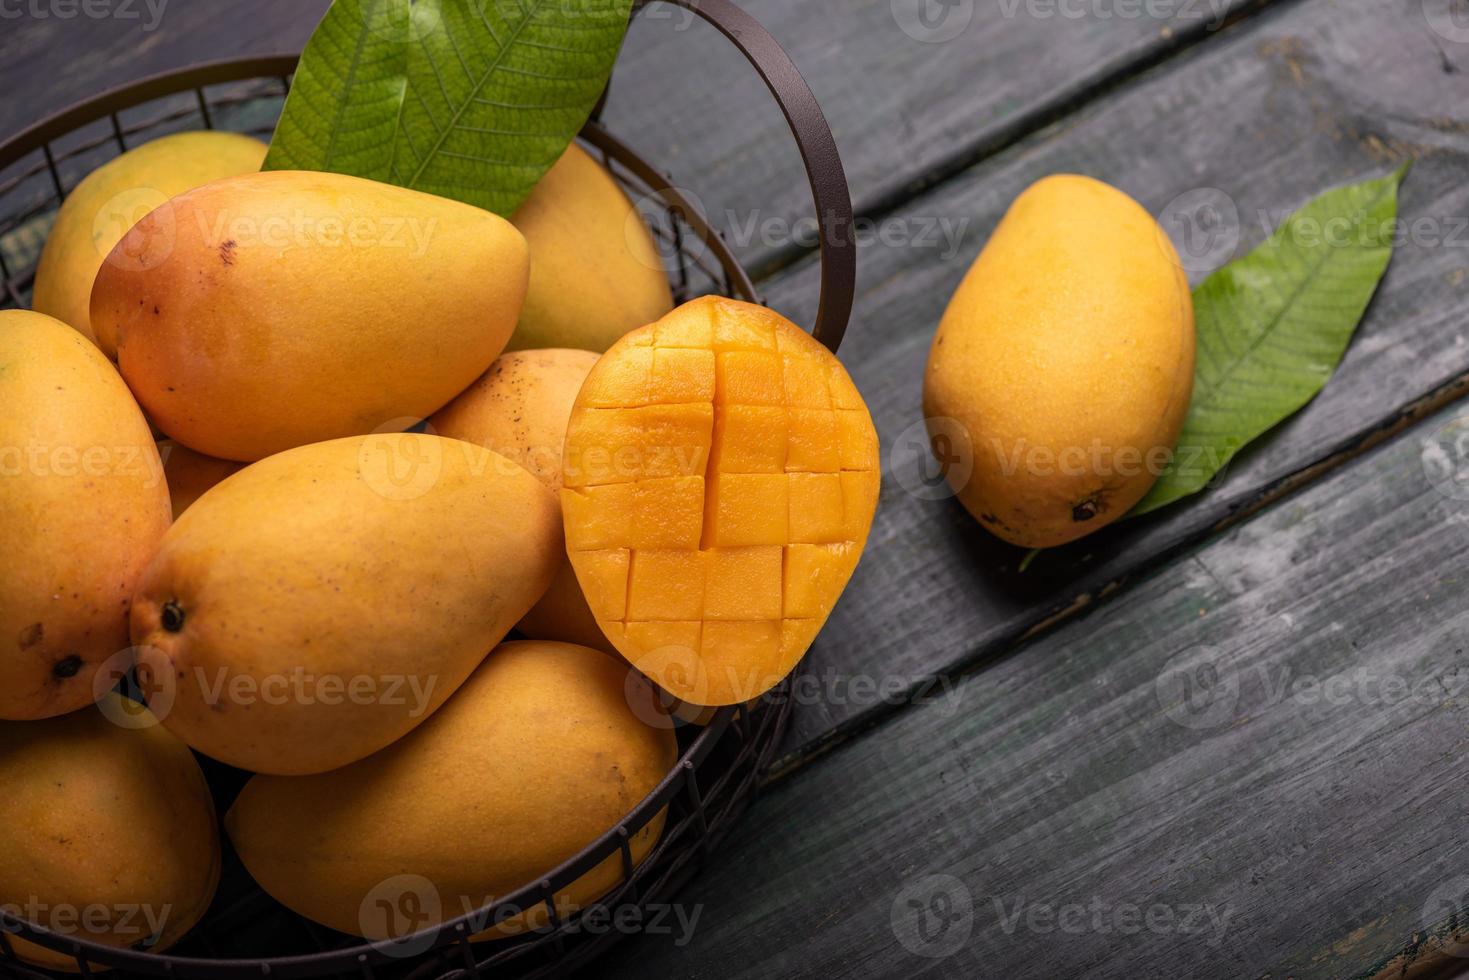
{"left": 0, "top": 311, "right": 170, "bottom": 720}
{"left": 158, "top": 440, "right": 244, "bottom": 518}
{"left": 430, "top": 348, "right": 611, "bottom": 651}
{"left": 561, "top": 297, "right": 880, "bottom": 706}
{"left": 129, "top": 433, "right": 561, "bottom": 775}
{"left": 226, "top": 640, "right": 677, "bottom": 940}
{"left": 33, "top": 131, "right": 266, "bottom": 356}
{"left": 507, "top": 143, "right": 673, "bottom": 352}
{"left": 432, "top": 348, "right": 599, "bottom": 491}
{"left": 93, "top": 170, "right": 529, "bottom": 461}
{"left": 0, "top": 695, "right": 219, "bottom": 972}
{"left": 924, "top": 175, "right": 1195, "bottom": 548}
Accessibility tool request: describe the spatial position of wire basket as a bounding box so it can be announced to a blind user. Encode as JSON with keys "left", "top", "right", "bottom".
{"left": 0, "top": 1, "right": 855, "bottom": 978}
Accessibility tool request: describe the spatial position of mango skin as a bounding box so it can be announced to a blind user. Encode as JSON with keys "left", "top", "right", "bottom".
{"left": 0, "top": 695, "right": 220, "bottom": 972}
{"left": 32, "top": 131, "right": 266, "bottom": 356}
{"left": 923, "top": 175, "right": 1195, "bottom": 548}
{"left": 129, "top": 433, "right": 562, "bottom": 775}
{"left": 158, "top": 440, "right": 244, "bottom": 519}
{"left": 93, "top": 169, "right": 529, "bottom": 461}
{"left": 0, "top": 311, "right": 170, "bottom": 720}
{"left": 429, "top": 348, "right": 612, "bottom": 652}
{"left": 226, "top": 640, "right": 677, "bottom": 940}
{"left": 507, "top": 143, "right": 673, "bottom": 352}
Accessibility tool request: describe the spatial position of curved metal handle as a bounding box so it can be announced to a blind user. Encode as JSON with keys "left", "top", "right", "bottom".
{"left": 624, "top": 0, "right": 857, "bottom": 351}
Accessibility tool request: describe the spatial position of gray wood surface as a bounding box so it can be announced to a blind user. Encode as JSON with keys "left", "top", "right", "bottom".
{"left": 600, "top": 398, "right": 1469, "bottom": 980}
{"left": 3, "top": 1, "right": 1468, "bottom": 978}
{"left": 602, "top": 0, "right": 1275, "bottom": 276}
{"left": 0, "top": 0, "right": 328, "bottom": 136}
{"left": 762, "top": 0, "right": 1469, "bottom": 767}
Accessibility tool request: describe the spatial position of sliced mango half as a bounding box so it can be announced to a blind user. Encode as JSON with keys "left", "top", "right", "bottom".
{"left": 561, "top": 296, "right": 880, "bottom": 706}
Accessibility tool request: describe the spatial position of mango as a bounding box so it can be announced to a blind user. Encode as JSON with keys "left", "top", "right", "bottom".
{"left": 0, "top": 695, "right": 220, "bottom": 971}
{"left": 226, "top": 640, "right": 677, "bottom": 940}
{"left": 560, "top": 297, "right": 880, "bottom": 706}
{"left": 92, "top": 170, "right": 529, "bottom": 461}
{"left": 923, "top": 175, "right": 1195, "bottom": 548}
{"left": 0, "top": 311, "right": 170, "bottom": 720}
{"left": 32, "top": 131, "right": 266, "bottom": 356}
{"left": 158, "top": 440, "right": 244, "bottom": 518}
{"left": 507, "top": 143, "right": 673, "bottom": 352}
{"left": 430, "top": 348, "right": 611, "bottom": 651}
{"left": 129, "top": 433, "right": 561, "bottom": 775}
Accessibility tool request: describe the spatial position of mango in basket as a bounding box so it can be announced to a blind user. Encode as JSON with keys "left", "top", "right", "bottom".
{"left": 560, "top": 296, "right": 880, "bottom": 706}
{"left": 923, "top": 174, "right": 1195, "bottom": 548}
{"left": 129, "top": 433, "right": 561, "bottom": 776}
{"left": 507, "top": 142, "right": 673, "bottom": 352}
{"left": 226, "top": 640, "right": 677, "bottom": 941}
{"left": 32, "top": 130, "right": 266, "bottom": 357}
{"left": 0, "top": 695, "right": 220, "bottom": 972}
{"left": 91, "top": 170, "right": 529, "bottom": 461}
{"left": 430, "top": 347, "right": 612, "bottom": 653}
{"left": 0, "top": 310, "right": 170, "bottom": 721}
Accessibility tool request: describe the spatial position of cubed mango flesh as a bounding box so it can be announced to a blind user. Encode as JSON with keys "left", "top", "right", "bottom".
{"left": 561, "top": 296, "right": 880, "bottom": 705}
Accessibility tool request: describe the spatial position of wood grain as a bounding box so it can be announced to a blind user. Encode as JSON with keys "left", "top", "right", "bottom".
{"left": 0, "top": 1, "right": 328, "bottom": 138}
{"left": 602, "top": 0, "right": 1277, "bottom": 275}
{"left": 758, "top": 0, "right": 1469, "bottom": 766}
{"left": 597, "top": 399, "right": 1469, "bottom": 979}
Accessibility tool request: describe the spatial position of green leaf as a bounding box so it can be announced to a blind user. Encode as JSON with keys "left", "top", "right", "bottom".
{"left": 1130, "top": 165, "right": 1408, "bottom": 517}
{"left": 263, "top": 0, "right": 411, "bottom": 179}
{"left": 388, "top": 0, "right": 632, "bottom": 215}
{"left": 264, "top": 0, "right": 631, "bottom": 216}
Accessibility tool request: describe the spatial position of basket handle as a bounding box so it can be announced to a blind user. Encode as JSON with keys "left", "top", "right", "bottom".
{"left": 615, "top": 0, "right": 857, "bottom": 351}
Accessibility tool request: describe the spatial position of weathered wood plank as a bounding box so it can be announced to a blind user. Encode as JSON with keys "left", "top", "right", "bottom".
{"left": 0, "top": 0, "right": 1276, "bottom": 274}
{"left": 759, "top": 0, "right": 1469, "bottom": 764}
{"left": 0, "top": 1, "right": 328, "bottom": 138}
{"left": 599, "top": 399, "right": 1469, "bottom": 979}
{"left": 602, "top": 0, "right": 1274, "bottom": 274}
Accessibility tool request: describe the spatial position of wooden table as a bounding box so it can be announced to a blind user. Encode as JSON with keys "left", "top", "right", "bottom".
{"left": 4, "top": 1, "right": 1469, "bottom": 976}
